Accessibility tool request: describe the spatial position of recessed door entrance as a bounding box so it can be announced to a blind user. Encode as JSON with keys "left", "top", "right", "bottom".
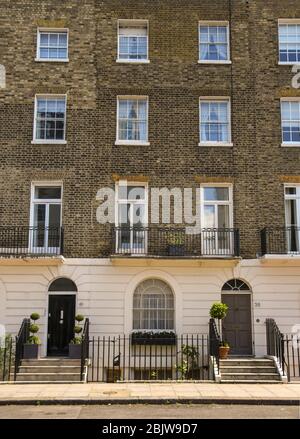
{"left": 221, "top": 279, "right": 252, "bottom": 356}
{"left": 221, "top": 294, "right": 252, "bottom": 355}
{"left": 47, "top": 294, "right": 75, "bottom": 356}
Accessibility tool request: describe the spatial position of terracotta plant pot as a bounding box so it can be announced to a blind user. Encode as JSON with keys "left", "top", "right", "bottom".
{"left": 219, "top": 346, "right": 230, "bottom": 359}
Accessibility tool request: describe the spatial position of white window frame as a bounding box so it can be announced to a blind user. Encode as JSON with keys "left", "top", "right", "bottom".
{"left": 200, "top": 183, "right": 234, "bottom": 255}
{"left": 281, "top": 97, "right": 300, "bottom": 147}
{"left": 35, "top": 28, "right": 69, "bottom": 62}
{"left": 132, "top": 279, "right": 175, "bottom": 331}
{"left": 115, "top": 180, "right": 148, "bottom": 254}
{"left": 199, "top": 97, "right": 233, "bottom": 146}
{"left": 32, "top": 94, "right": 67, "bottom": 145}
{"left": 29, "top": 181, "right": 63, "bottom": 252}
{"left": 115, "top": 96, "right": 150, "bottom": 146}
{"left": 117, "top": 19, "right": 150, "bottom": 63}
{"left": 284, "top": 184, "right": 300, "bottom": 253}
{"left": 198, "top": 21, "right": 231, "bottom": 64}
{"left": 278, "top": 19, "right": 300, "bottom": 65}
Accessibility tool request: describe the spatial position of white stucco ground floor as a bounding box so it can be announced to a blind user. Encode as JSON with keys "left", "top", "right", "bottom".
{"left": 0, "top": 256, "right": 299, "bottom": 360}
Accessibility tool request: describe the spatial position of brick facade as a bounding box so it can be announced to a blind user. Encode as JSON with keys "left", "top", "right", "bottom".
{"left": 1, "top": 0, "right": 300, "bottom": 259}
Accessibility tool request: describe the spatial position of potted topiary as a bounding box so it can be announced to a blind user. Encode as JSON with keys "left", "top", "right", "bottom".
{"left": 209, "top": 302, "right": 230, "bottom": 359}
{"left": 69, "top": 314, "right": 84, "bottom": 359}
{"left": 23, "top": 313, "right": 41, "bottom": 359}
{"left": 166, "top": 231, "right": 185, "bottom": 256}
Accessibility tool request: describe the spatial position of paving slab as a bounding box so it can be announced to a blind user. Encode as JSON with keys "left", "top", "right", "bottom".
{"left": 0, "top": 382, "right": 300, "bottom": 405}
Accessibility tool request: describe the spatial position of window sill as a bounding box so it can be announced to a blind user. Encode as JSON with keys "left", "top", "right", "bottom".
{"left": 281, "top": 142, "right": 300, "bottom": 147}
{"left": 35, "top": 58, "right": 69, "bottom": 63}
{"left": 115, "top": 141, "right": 150, "bottom": 146}
{"left": 116, "top": 59, "right": 150, "bottom": 64}
{"left": 198, "top": 60, "right": 231, "bottom": 64}
{"left": 198, "top": 142, "right": 233, "bottom": 147}
{"left": 31, "top": 140, "right": 67, "bottom": 145}
{"left": 278, "top": 62, "right": 300, "bottom": 66}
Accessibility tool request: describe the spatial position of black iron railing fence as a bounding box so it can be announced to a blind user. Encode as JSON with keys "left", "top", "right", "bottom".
{"left": 113, "top": 227, "right": 240, "bottom": 257}
{"left": 282, "top": 334, "right": 300, "bottom": 381}
{"left": 266, "top": 318, "right": 285, "bottom": 375}
{"left": 87, "top": 334, "right": 210, "bottom": 382}
{"left": 14, "top": 318, "right": 30, "bottom": 380}
{"left": 0, "top": 226, "right": 64, "bottom": 257}
{"left": 0, "top": 336, "right": 15, "bottom": 381}
{"left": 261, "top": 227, "right": 300, "bottom": 255}
{"left": 209, "top": 318, "right": 221, "bottom": 375}
{"left": 81, "top": 318, "right": 90, "bottom": 381}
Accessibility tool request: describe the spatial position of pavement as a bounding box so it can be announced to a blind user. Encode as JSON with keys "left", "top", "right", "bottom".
{"left": 1, "top": 382, "right": 300, "bottom": 405}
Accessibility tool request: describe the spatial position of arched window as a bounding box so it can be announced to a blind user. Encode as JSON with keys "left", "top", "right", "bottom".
{"left": 49, "top": 277, "right": 77, "bottom": 292}
{"left": 222, "top": 278, "right": 250, "bottom": 292}
{"left": 133, "top": 279, "right": 174, "bottom": 330}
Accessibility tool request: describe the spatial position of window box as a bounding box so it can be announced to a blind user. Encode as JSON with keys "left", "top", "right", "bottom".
{"left": 131, "top": 331, "right": 176, "bottom": 346}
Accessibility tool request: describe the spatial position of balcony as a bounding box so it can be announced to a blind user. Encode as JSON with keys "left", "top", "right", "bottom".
{"left": 112, "top": 227, "right": 240, "bottom": 258}
{"left": 261, "top": 227, "right": 300, "bottom": 256}
{"left": 0, "top": 226, "right": 64, "bottom": 257}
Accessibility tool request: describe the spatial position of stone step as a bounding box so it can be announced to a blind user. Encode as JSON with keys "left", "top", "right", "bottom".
{"left": 220, "top": 366, "right": 277, "bottom": 374}
{"left": 15, "top": 373, "right": 81, "bottom": 382}
{"left": 18, "top": 366, "right": 81, "bottom": 374}
{"left": 220, "top": 373, "right": 281, "bottom": 381}
{"left": 10, "top": 381, "right": 85, "bottom": 385}
{"left": 221, "top": 380, "right": 283, "bottom": 384}
{"left": 220, "top": 359, "right": 273, "bottom": 367}
{"left": 21, "top": 359, "right": 80, "bottom": 367}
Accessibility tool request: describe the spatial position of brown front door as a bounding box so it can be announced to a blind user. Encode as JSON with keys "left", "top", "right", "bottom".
{"left": 221, "top": 294, "right": 252, "bottom": 355}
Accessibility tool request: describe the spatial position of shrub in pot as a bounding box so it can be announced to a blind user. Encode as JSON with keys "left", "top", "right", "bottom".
{"left": 209, "top": 302, "right": 230, "bottom": 359}
{"left": 23, "top": 313, "right": 41, "bottom": 359}
{"left": 69, "top": 314, "right": 84, "bottom": 359}
{"left": 166, "top": 231, "right": 185, "bottom": 256}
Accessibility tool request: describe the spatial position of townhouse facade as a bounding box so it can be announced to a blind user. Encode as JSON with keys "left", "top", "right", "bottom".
{"left": 0, "top": 0, "right": 300, "bottom": 364}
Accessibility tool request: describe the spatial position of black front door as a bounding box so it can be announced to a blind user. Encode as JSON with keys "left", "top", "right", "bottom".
{"left": 221, "top": 293, "right": 252, "bottom": 356}
{"left": 47, "top": 294, "right": 76, "bottom": 356}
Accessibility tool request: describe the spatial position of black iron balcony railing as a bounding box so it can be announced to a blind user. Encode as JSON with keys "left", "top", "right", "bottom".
{"left": 0, "top": 226, "right": 64, "bottom": 257}
{"left": 112, "top": 227, "right": 240, "bottom": 257}
{"left": 261, "top": 227, "right": 300, "bottom": 255}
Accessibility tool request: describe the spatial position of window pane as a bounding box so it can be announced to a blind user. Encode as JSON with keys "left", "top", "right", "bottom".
{"left": 281, "top": 101, "right": 300, "bottom": 142}
{"left": 40, "top": 33, "right": 48, "bottom": 45}
{"left": 203, "top": 205, "right": 215, "bottom": 228}
{"left": 38, "top": 31, "right": 68, "bottom": 59}
{"left": 199, "top": 25, "right": 229, "bottom": 61}
{"left": 118, "top": 99, "right": 147, "bottom": 141}
{"left": 204, "top": 187, "right": 229, "bottom": 201}
{"left": 132, "top": 280, "right": 174, "bottom": 330}
{"left": 35, "top": 187, "right": 61, "bottom": 199}
{"left": 279, "top": 24, "right": 300, "bottom": 63}
{"left": 118, "top": 25, "right": 148, "bottom": 60}
{"left": 218, "top": 205, "right": 230, "bottom": 228}
{"left": 285, "top": 187, "right": 297, "bottom": 195}
{"left": 49, "top": 33, "right": 58, "bottom": 46}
